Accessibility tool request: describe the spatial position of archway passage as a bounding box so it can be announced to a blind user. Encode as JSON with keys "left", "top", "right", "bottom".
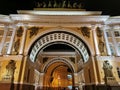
{"left": 44, "top": 62, "right": 74, "bottom": 90}
{"left": 30, "top": 31, "right": 91, "bottom": 90}
{"left": 35, "top": 43, "right": 82, "bottom": 90}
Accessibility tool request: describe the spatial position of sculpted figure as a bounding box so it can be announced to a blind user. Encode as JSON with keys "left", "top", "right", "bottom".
{"left": 103, "top": 60, "right": 113, "bottom": 77}
{"left": 6, "top": 60, "right": 16, "bottom": 76}
{"left": 98, "top": 39, "right": 104, "bottom": 54}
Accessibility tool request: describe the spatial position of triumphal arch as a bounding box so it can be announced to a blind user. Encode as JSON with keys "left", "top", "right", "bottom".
{"left": 0, "top": 1, "right": 120, "bottom": 90}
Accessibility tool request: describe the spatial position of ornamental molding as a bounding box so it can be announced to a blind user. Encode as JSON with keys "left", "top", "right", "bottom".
{"left": 0, "top": 15, "right": 12, "bottom": 23}
{"left": 41, "top": 57, "right": 75, "bottom": 72}
{"left": 10, "top": 14, "right": 109, "bottom": 24}
{"left": 106, "top": 17, "right": 120, "bottom": 25}
{"left": 96, "top": 56, "right": 115, "bottom": 61}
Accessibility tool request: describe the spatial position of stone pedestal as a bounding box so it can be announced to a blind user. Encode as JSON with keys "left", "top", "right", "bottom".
{"left": 106, "top": 77, "right": 118, "bottom": 85}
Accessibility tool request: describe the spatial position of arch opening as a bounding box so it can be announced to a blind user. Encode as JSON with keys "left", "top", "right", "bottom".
{"left": 44, "top": 61, "right": 74, "bottom": 90}
{"left": 33, "top": 38, "right": 85, "bottom": 90}
{"left": 28, "top": 31, "right": 91, "bottom": 63}
{"left": 29, "top": 30, "right": 90, "bottom": 90}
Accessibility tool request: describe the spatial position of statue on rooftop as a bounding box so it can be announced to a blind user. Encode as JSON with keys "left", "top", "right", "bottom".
{"left": 34, "top": 0, "right": 84, "bottom": 9}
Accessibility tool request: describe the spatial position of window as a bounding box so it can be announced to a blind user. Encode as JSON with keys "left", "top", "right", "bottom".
{"left": 106, "top": 32, "right": 111, "bottom": 37}
{"left": 114, "top": 31, "right": 120, "bottom": 37}
{"left": 118, "top": 43, "right": 120, "bottom": 53}
{"left": 117, "top": 67, "right": 120, "bottom": 78}
{"left": 109, "top": 44, "right": 115, "bottom": 55}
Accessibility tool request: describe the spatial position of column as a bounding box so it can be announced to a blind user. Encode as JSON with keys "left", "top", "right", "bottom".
{"left": 39, "top": 73, "right": 44, "bottom": 89}
{"left": 0, "top": 26, "right": 8, "bottom": 55}
{"left": 19, "top": 25, "right": 27, "bottom": 54}
{"left": 91, "top": 56, "right": 98, "bottom": 84}
{"left": 102, "top": 26, "right": 112, "bottom": 55}
{"left": 92, "top": 25, "right": 100, "bottom": 55}
{"left": 7, "top": 25, "right": 16, "bottom": 54}
{"left": 110, "top": 27, "right": 120, "bottom": 56}
{"left": 74, "top": 73, "right": 78, "bottom": 86}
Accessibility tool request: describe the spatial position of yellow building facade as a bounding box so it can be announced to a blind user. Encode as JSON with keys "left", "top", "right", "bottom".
{"left": 0, "top": 10, "right": 120, "bottom": 90}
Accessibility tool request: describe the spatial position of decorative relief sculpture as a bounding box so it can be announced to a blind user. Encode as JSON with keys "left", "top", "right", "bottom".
{"left": 3, "top": 60, "right": 16, "bottom": 81}
{"left": 103, "top": 60, "right": 113, "bottom": 77}
{"left": 69, "top": 57, "right": 75, "bottom": 63}
{"left": 80, "top": 27, "right": 90, "bottom": 38}
{"left": 16, "top": 26, "right": 24, "bottom": 37}
{"left": 28, "top": 27, "right": 41, "bottom": 38}
{"left": 98, "top": 39, "right": 104, "bottom": 54}
{"left": 96, "top": 27, "right": 103, "bottom": 37}
{"left": 14, "top": 39, "right": 20, "bottom": 54}
{"left": 6, "top": 60, "right": 16, "bottom": 76}
{"left": 102, "top": 61, "right": 117, "bottom": 85}
{"left": 43, "top": 57, "right": 48, "bottom": 63}
{"left": 34, "top": 0, "right": 84, "bottom": 9}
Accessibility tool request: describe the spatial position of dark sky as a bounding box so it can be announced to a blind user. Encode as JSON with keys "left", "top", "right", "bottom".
{"left": 0, "top": 0, "right": 120, "bottom": 16}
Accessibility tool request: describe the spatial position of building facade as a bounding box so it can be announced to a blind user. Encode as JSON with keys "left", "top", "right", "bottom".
{"left": 0, "top": 9, "right": 120, "bottom": 90}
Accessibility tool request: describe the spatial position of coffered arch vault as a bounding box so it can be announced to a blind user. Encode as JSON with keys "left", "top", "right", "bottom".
{"left": 28, "top": 30, "right": 91, "bottom": 63}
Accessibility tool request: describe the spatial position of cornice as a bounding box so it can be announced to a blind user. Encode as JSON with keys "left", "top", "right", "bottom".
{"left": 0, "top": 15, "right": 12, "bottom": 24}
{"left": 10, "top": 14, "right": 109, "bottom": 24}
{"left": 17, "top": 10, "right": 102, "bottom": 15}
{"left": 105, "top": 16, "right": 120, "bottom": 25}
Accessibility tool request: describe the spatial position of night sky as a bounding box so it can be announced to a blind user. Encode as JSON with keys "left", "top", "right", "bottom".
{"left": 0, "top": 0, "right": 120, "bottom": 16}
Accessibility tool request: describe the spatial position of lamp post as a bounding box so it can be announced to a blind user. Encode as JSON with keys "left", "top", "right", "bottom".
{"left": 58, "top": 75, "right": 60, "bottom": 90}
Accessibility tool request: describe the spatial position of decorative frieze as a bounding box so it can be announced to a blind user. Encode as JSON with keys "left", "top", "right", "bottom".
{"left": 96, "top": 56, "right": 114, "bottom": 61}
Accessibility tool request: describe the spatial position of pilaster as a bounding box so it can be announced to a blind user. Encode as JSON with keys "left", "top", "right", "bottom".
{"left": 92, "top": 25, "right": 100, "bottom": 55}
{"left": 110, "top": 27, "right": 120, "bottom": 56}
{"left": 7, "top": 25, "right": 16, "bottom": 54}
{"left": 74, "top": 73, "right": 78, "bottom": 86}
{"left": 39, "top": 73, "right": 44, "bottom": 89}
{"left": 0, "top": 26, "right": 8, "bottom": 55}
{"left": 19, "top": 24, "right": 27, "bottom": 54}
{"left": 102, "top": 26, "right": 112, "bottom": 55}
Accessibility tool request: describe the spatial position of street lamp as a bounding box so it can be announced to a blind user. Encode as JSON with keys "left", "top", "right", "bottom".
{"left": 58, "top": 75, "right": 61, "bottom": 90}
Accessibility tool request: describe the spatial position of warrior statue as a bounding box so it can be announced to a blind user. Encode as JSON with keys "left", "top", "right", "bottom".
{"left": 103, "top": 60, "right": 113, "bottom": 77}
{"left": 6, "top": 60, "right": 16, "bottom": 77}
